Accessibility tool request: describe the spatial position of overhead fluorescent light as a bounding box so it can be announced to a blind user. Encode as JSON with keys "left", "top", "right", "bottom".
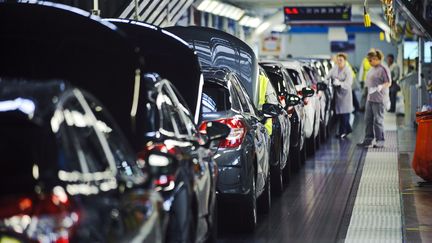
{"left": 239, "top": 15, "right": 262, "bottom": 28}
{"left": 197, "top": 0, "right": 211, "bottom": 11}
{"left": 206, "top": 1, "right": 219, "bottom": 13}
{"left": 212, "top": 4, "right": 224, "bottom": 15}
{"left": 197, "top": 0, "right": 244, "bottom": 21}
{"left": 255, "top": 21, "right": 271, "bottom": 35}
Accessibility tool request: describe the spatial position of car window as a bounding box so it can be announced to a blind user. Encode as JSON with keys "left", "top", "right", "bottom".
{"left": 163, "top": 84, "right": 194, "bottom": 138}
{"left": 162, "top": 89, "right": 188, "bottom": 137}
{"left": 286, "top": 68, "right": 301, "bottom": 86}
{"left": 232, "top": 75, "right": 259, "bottom": 116}
{"left": 84, "top": 93, "right": 145, "bottom": 181}
{"left": 302, "top": 69, "right": 313, "bottom": 86}
{"left": 230, "top": 75, "right": 251, "bottom": 113}
{"left": 202, "top": 82, "right": 231, "bottom": 113}
{"left": 58, "top": 91, "right": 112, "bottom": 174}
{"left": 282, "top": 70, "right": 297, "bottom": 94}
{"left": 266, "top": 71, "right": 285, "bottom": 94}
{"left": 159, "top": 93, "right": 176, "bottom": 135}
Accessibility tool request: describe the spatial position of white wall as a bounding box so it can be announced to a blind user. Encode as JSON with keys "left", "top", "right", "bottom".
{"left": 280, "top": 32, "right": 398, "bottom": 68}
{"left": 281, "top": 34, "right": 330, "bottom": 59}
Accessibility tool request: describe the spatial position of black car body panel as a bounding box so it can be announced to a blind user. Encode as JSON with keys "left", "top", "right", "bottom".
{"left": 0, "top": 3, "right": 216, "bottom": 242}
{"left": 103, "top": 20, "right": 219, "bottom": 243}
{"left": 0, "top": 80, "right": 164, "bottom": 243}
{"left": 135, "top": 76, "right": 217, "bottom": 243}
{"left": 0, "top": 1, "right": 139, "bottom": 146}
{"left": 164, "top": 26, "right": 260, "bottom": 106}
{"left": 104, "top": 19, "right": 203, "bottom": 123}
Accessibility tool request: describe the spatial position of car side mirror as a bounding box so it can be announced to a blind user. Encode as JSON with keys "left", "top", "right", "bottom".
{"left": 317, "top": 82, "right": 328, "bottom": 91}
{"left": 286, "top": 94, "right": 301, "bottom": 107}
{"left": 262, "top": 103, "right": 279, "bottom": 119}
{"left": 302, "top": 87, "right": 315, "bottom": 97}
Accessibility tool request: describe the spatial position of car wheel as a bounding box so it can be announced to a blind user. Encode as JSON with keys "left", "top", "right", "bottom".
{"left": 271, "top": 148, "right": 284, "bottom": 196}
{"left": 241, "top": 169, "right": 257, "bottom": 232}
{"left": 258, "top": 171, "right": 271, "bottom": 213}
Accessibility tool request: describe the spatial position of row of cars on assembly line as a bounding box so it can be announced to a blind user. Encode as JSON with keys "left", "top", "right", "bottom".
{"left": 0, "top": 2, "right": 335, "bottom": 242}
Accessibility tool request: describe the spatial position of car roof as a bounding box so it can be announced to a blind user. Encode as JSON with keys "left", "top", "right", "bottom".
{"left": 165, "top": 26, "right": 259, "bottom": 106}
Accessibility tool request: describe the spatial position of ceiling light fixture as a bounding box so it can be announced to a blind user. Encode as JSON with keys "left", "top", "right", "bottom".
{"left": 239, "top": 15, "right": 262, "bottom": 28}
{"left": 197, "top": 0, "right": 245, "bottom": 21}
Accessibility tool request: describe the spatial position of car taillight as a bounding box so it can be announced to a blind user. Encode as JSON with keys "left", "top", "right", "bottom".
{"left": 303, "top": 97, "right": 309, "bottom": 105}
{"left": 198, "top": 122, "right": 207, "bottom": 135}
{"left": 297, "top": 90, "right": 303, "bottom": 97}
{"left": 278, "top": 95, "right": 286, "bottom": 108}
{"left": 214, "top": 117, "right": 246, "bottom": 148}
{"left": 0, "top": 189, "right": 79, "bottom": 243}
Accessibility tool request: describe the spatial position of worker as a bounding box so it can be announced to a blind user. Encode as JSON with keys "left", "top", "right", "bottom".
{"left": 386, "top": 54, "right": 400, "bottom": 112}
{"left": 258, "top": 69, "right": 279, "bottom": 135}
{"left": 326, "top": 53, "right": 354, "bottom": 138}
{"left": 357, "top": 49, "right": 392, "bottom": 148}
{"left": 358, "top": 50, "right": 373, "bottom": 111}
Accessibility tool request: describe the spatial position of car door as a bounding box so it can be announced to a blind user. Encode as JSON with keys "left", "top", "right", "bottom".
{"left": 83, "top": 91, "right": 165, "bottom": 243}
{"left": 163, "top": 83, "right": 213, "bottom": 241}
{"left": 58, "top": 89, "right": 162, "bottom": 242}
{"left": 230, "top": 75, "right": 268, "bottom": 192}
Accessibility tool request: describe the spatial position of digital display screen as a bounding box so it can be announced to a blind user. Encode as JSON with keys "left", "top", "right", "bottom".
{"left": 284, "top": 6, "right": 351, "bottom": 22}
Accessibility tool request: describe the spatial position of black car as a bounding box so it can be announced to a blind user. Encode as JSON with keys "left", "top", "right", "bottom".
{"left": 0, "top": 80, "right": 165, "bottom": 243}
{"left": 104, "top": 19, "right": 229, "bottom": 243}
{"left": 258, "top": 66, "right": 294, "bottom": 192}
{"left": 0, "top": 3, "right": 228, "bottom": 243}
{"left": 260, "top": 62, "right": 307, "bottom": 170}
{"left": 133, "top": 73, "right": 228, "bottom": 243}
{"left": 199, "top": 68, "right": 277, "bottom": 232}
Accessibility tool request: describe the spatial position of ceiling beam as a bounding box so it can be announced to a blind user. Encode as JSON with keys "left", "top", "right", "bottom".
{"left": 225, "top": 0, "right": 381, "bottom": 9}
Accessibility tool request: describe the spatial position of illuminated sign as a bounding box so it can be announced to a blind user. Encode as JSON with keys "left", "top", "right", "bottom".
{"left": 284, "top": 6, "right": 351, "bottom": 22}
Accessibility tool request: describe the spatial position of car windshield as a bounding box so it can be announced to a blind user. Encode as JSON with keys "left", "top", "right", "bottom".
{"left": 201, "top": 82, "right": 231, "bottom": 113}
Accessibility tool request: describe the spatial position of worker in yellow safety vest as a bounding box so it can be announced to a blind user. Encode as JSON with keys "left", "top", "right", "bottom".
{"left": 258, "top": 69, "right": 279, "bottom": 135}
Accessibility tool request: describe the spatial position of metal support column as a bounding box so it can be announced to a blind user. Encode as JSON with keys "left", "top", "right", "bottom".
{"left": 418, "top": 37, "right": 423, "bottom": 111}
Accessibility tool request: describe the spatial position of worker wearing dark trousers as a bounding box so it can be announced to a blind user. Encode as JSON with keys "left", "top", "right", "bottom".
{"left": 326, "top": 53, "right": 354, "bottom": 138}
{"left": 358, "top": 49, "right": 391, "bottom": 148}
{"left": 386, "top": 54, "right": 400, "bottom": 112}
